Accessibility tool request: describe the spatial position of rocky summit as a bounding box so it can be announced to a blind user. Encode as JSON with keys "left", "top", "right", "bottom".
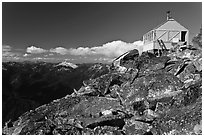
{"left": 3, "top": 45, "right": 202, "bottom": 135}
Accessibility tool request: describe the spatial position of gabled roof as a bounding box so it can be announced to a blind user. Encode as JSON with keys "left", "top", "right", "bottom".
{"left": 143, "top": 18, "right": 189, "bottom": 37}
{"left": 153, "top": 18, "right": 188, "bottom": 31}
{"left": 152, "top": 19, "right": 171, "bottom": 30}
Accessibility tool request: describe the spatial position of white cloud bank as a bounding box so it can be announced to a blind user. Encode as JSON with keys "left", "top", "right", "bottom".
{"left": 2, "top": 45, "right": 21, "bottom": 57}
{"left": 26, "top": 46, "right": 47, "bottom": 54}
{"left": 50, "top": 47, "right": 68, "bottom": 55}
{"left": 50, "top": 40, "right": 143, "bottom": 58}
{"left": 3, "top": 45, "right": 11, "bottom": 52}
{"left": 25, "top": 40, "right": 143, "bottom": 59}
{"left": 88, "top": 40, "right": 143, "bottom": 58}
{"left": 23, "top": 53, "right": 30, "bottom": 57}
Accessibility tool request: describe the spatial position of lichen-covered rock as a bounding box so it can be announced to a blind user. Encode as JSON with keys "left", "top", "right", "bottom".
{"left": 119, "top": 72, "right": 183, "bottom": 108}
{"left": 151, "top": 81, "right": 202, "bottom": 135}
{"left": 193, "top": 57, "right": 202, "bottom": 72}
{"left": 93, "top": 126, "right": 124, "bottom": 135}
{"left": 123, "top": 119, "right": 151, "bottom": 135}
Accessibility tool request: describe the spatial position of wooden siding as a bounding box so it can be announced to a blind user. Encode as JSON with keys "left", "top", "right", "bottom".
{"left": 142, "top": 18, "right": 189, "bottom": 51}
{"left": 143, "top": 42, "right": 154, "bottom": 52}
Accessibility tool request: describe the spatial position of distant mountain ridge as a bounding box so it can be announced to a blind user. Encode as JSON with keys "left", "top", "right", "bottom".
{"left": 2, "top": 62, "right": 110, "bottom": 125}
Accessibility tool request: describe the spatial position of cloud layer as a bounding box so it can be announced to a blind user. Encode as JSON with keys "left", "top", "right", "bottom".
{"left": 50, "top": 47, "right": 68, "bottom": 55}
{"left": 26, "top": 40, "right": 143, "bottom": 59}
{"left": 26, "top": 46, "right": 47, "bottom": 54}
{"left": 2, "top": 45, "right": 21, "bottom": 58}
{"left": 3, "top": 40, "right": 143, "bottom": 63}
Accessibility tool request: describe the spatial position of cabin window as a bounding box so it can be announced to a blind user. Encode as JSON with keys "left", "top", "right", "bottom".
{"left": 181, "top": 31, "right": 187, "bottom": 42}
{"left": 154, "top": 31, "right": 156, "bottom": 40}
{"left": 148, "top": 33, "right": 150, "bottom": 41}
{"left": 151, "top": 31, "right": 154, "bottom": 41}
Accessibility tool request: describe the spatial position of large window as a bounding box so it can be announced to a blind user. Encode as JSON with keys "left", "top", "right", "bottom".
{"left": 144, "top": 30, "right": 155, "bottom": 43}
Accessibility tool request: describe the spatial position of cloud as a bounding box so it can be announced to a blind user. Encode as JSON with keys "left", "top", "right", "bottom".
{"left": 23, "top": 53, "right": 30, "bottom": 57}
{"left": 94, "top": 57, "right": 112, "bottom": 62}
{"left": 2, "top": 45, "right": 21, "bottom": 58}
{"left": 50, "top": 47, "right": 68, "bottom": 55}
{"left": 90, "top": 40, "right": 143, "bottom": 58}
{"left": 33, "top": 57, "right": 43, "bottom": 60}
{"left": 26, "top": 46, "right": 47, "bottom": 54}
{"left": 2, "top": 45, "right": 11, "bottom": 52}
{"left": 68, "top": 47, "right": 95, "bottom": 56}
{"left": 49, "top": 40, "right": 143, "bottom": 58}
{"left": 22, "top": 40, "right": 144, "bottom": 63}
{"left": 49, "top": 53, "right": 54, "bottom": 56}
{"left": 32, "top": 57, "right": 60, "bottom": 61}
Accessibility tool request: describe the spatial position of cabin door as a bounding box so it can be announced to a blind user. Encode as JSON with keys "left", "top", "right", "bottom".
{"left": 181, "top": 31, "right": 187, "bottom": 42}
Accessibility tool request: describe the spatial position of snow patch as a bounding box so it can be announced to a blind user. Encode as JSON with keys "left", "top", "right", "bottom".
{"left": 56, "top": 61, "right": 78, "bottom": 69}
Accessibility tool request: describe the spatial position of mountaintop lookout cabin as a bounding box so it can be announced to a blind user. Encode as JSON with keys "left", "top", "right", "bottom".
{"left": 142, "top": 11, "right": 189, "bottom": 55}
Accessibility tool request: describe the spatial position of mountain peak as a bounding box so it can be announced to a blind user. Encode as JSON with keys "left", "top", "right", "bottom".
{"left": 56, "top": 61, "right": 78, "bottom": 69}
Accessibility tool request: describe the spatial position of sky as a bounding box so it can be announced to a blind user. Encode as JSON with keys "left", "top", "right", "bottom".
{"left": 2, "top": 2, "right": 202, "bottom": 63}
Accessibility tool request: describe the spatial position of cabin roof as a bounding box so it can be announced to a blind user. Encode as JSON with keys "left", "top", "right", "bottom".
{"left": 153, "top": 18, "right": 188, "bottom": 31}
{"left": 143, "top": 18, "right": 189, "bottom": 37}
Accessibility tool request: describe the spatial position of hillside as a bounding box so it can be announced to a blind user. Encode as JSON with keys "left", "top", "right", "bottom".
{"left": 2, "top": 62, "right": 110, "bottom": 125}
{"left": 2, "top": 43, "right": 202, "bottom": 135}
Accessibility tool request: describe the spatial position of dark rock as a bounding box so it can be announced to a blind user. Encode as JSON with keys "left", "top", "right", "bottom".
{"left": 120, "top": 49, "right": 140, "bottom": 68}
{"left": 152, "top": 96, "right": 201, "bottom": 135}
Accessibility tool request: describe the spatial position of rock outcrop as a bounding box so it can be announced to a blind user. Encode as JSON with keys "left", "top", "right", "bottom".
{"left": 3, "top": 45, "right": 202, "bottom": 135}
